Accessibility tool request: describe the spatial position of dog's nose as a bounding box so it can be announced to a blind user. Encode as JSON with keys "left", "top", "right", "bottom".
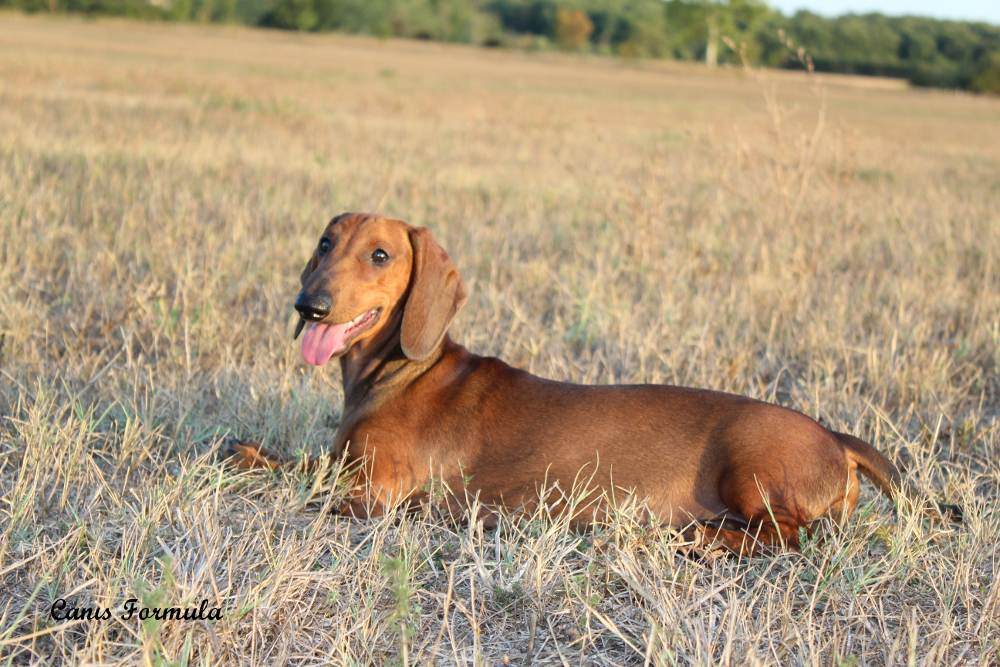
{"left": 294, "top": 292, "right": 332, "bottom": 321}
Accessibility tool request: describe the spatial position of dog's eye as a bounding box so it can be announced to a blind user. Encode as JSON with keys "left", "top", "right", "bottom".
{"left": 371, "top": 248, "right": 390, "bottom": 264}
{"left": 318, "top": 238, "right": 332, "bottom": 255}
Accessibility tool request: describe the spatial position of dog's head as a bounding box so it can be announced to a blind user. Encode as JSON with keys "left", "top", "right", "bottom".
{"left": 294, "top": 213, "right": 466, "bottom": 365}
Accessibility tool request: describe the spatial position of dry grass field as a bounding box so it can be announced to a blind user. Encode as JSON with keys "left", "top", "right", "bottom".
{"left": 1, "top": 12, "right": 999, "bottom": 665}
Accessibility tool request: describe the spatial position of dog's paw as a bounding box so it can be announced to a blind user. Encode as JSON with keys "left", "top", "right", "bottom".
{"left": 219, "top": 436, "right": 284, "bottom": 470}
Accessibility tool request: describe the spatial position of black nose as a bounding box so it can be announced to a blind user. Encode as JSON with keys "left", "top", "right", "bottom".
{"left": 294, "top": 292, "right": 331, "bottom": 321}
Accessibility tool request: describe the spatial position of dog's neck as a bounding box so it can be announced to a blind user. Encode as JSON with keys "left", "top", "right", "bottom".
{"left": 339, "top": 314, "right": 451, "bottom": 414}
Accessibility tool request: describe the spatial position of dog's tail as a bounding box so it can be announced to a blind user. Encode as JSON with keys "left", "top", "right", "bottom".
{"left": 835, "top": 431, "right": 900, "bottom": 500}
{"left": 834, "top": 431, "right": 962, "bottom": 522}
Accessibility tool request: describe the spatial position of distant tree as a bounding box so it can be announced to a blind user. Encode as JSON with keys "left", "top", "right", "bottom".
{"left": 664, "top": 0, "right": 769, "bottom": 66}
{"left": 234, "top": 0, "right": 270, "bottom": 23}
{"left": 828, "top": 14, "right": 902, "bottom": 75}
{"left": 555, "top": 6, "right": 592, "bottom": 50}
{"left": 972, "top": 51, "right": 1000, "bottom": 94}
{"left": 261, "top": 0, "right": 318, "bottom": 30}
{"left": 392, "top": 0, "right": 479, "bottom": 42}
{"left": 171, "top": 0, "right": 193, "bottom": 19}
{"left": 725, "top": 0, "right": 771, "bottom": 62}
{"left": 489, "top": 0, "right": 558, "bottom": 37}
{"left": 613, "top": 0, "right": 671, "bottom": 57}
{"left": 896, "top": 18, "right": 938, "bottom": 64}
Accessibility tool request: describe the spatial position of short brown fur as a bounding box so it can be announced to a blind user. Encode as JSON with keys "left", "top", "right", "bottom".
{"left": 227, "top": 213, "right": 908, "bottom": 553}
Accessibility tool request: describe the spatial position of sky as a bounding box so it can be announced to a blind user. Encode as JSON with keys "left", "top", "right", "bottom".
{"left": 768, "top": 0, "right": 1000, "bottom": 24}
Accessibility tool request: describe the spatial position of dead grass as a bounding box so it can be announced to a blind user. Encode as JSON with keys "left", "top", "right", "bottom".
{"left": 1, "top": 12, "right": 998, "bottom": 665}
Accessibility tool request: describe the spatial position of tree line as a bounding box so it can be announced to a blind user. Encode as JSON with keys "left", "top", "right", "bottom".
{"left": 6, "top": 0, "right": 1000, "bottom": 93}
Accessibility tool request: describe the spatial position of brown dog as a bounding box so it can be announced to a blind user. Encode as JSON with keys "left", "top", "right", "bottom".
{"left": 227, "top": 212, "right": 936, "bottom": 552}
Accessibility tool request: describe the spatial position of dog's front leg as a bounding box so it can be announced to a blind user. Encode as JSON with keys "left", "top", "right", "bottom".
{"left": 220, "top": 437, "right": 286, "bottom": 470}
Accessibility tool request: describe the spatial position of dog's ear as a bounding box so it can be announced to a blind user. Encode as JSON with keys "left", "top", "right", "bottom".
{"left": 401, "top": 227, "right": 467, "bottom": 361}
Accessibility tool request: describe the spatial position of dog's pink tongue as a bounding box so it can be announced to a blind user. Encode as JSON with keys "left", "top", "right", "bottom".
{"left": 301, "top": 322, "right": 350, "bottom": 366}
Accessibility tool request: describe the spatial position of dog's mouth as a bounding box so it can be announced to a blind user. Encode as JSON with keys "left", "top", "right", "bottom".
{"left": 299, "top": 308, "right": 381, "bottom": 366}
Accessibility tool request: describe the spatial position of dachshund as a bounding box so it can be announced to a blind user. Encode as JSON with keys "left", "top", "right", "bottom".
{"left": 225, "top": 212, "right": 958, "bottom": 553}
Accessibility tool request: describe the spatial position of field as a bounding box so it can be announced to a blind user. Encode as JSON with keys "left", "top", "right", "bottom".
{"left": 1, "top": 12, "right": 998, "bottom": 665}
